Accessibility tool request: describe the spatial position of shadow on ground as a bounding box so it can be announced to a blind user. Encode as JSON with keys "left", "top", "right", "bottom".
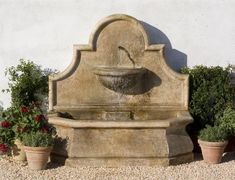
{"left": 46, "top": 162, "right": 64, "bottom": 170}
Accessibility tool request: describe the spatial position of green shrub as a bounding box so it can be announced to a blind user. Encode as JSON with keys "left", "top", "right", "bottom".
{"left": 22, "top": 131, "right": 54, "bottom": 147}
{"left": 199, "top": 125, "right": 228, "bottom": 142}
{"left": 216, "top": 107, "right": 235, "bottom": 136}
{"left": 2, "top": 59, "right": 57, "bottom": 107}
{"left": 181, "top": 65, "right": 234, "bottom": 132}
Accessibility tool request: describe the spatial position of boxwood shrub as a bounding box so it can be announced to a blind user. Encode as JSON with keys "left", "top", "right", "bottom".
{"left": 181, "top": 65, "right": 234, "bottom": 133}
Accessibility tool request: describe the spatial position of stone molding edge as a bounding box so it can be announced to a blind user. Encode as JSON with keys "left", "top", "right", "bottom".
{"left": 49, "top": 116, "right": 192, "bottom": 129}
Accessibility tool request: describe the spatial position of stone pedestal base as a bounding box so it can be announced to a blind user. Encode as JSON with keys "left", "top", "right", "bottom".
{"left": 51, "top": 153, "right": 193, "bottom": 167}
{"left": 49, "top": 116, "right": 193, "bottom": 167}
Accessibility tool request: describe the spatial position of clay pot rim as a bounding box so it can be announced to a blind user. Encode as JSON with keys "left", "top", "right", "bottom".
{"left": 198, "top": 139, "right": 228, "bottom": 147}
{"left": 24, "top": 146, "right": 52, "bottom": 151}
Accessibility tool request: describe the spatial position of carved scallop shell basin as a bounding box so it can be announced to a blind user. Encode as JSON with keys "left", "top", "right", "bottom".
{"left": 93, "top": 66, "right": 146, "bottom": 91}
{"left": 48, "top": 14, "right": 194, "bottom": 167}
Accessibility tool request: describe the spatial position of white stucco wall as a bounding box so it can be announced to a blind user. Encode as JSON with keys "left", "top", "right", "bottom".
{"left": 0, "top": 0, "right": 235, "bottom": 108}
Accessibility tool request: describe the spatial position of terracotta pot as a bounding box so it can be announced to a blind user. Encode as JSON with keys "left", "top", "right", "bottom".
{"left": 12, "top": 139, "right": 26, "bottom": 161}
{"left": 24, "top": 146, "right": 52, "bottom": 170}
{"left": 198, "top": 139, "right": 228, "bottom": 164}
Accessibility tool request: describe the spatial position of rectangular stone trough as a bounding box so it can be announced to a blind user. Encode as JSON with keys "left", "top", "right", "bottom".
{"left": 49, "top": 110, "right": 193, "bottom": 167}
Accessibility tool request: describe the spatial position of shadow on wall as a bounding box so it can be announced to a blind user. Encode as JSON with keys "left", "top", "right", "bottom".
{"left": 141, "top": 22, "right": 187, "bottom": 72}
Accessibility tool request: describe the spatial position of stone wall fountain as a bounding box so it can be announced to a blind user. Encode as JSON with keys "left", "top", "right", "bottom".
{"left": 49, "top": 14, "right": 193, "bottom": 167}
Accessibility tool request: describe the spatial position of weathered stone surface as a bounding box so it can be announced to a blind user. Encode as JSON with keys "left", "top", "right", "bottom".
{"left": 63, "top": 153, "right": 193, "bottom": 167}
{"left": 49, "top": 14, "right": 193, "bottom": 166}
{"left": 49, "top": 14, "right": 189, "bottom": 113}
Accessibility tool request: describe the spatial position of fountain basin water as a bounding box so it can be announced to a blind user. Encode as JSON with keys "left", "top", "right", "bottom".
{"left": 93, "top": 66, "right": 146, "bottom": 91}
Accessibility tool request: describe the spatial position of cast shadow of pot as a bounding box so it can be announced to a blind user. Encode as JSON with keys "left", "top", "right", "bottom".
{"left": 49, "top": 136, "right": 69, "bottom": 168}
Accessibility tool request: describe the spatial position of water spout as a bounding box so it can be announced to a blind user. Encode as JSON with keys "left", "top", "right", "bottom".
{"left": 118, "top": 46, "right": 135, "bottom": 68}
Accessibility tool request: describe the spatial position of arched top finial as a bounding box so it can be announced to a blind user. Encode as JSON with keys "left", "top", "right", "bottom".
{"left": 88, "top": 14, "right": 150, "bottom": 50}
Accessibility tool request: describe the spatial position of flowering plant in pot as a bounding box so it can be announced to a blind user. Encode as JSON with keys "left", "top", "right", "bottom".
{"left": 13, "top": 103, "right": 54, "bottom": 139}
{"left": 0, "top": 103, "right": 55, "bottom": 160}
{"left": 13, "top": 103, "right": 55, "bottom": 168}
{"left": 198, "top": 125, "right": 229, "bottom": 164}
{"left": 22, "top": 131, "right": 54, "bottom": 170}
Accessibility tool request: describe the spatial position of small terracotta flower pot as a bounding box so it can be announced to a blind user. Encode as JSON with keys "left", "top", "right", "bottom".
{"left": 198, "top": 139, "right": 228, "bottom": 164}
{"left": 24, "top": 146, "right": 52, "bottom": 170}
{"left": 12, "top": 139, "right": 26, "bottom": 161}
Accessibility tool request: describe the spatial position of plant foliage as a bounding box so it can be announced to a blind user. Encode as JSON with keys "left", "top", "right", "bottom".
{"left": 181, "top": 65, "right": 234, "bottom": 131}
{"left": 216, "top": 107, "right": 235, "bottom": 136}
{"left": 22, "top": 131, "right": 54, "bottom": 147}
{"left": 199, "top": 125, "right": 228, "bottom": 142}
{"left": 2, "top": 59, "right": 57, "bottom": 107}
{"left": 0, "top": 104, "right": 56, "bottom": 147}
{"left": 0, "top": 107, "right": 17, "bottom": 146}
{"left": 12, "top": 104, "right": 56, "bottom": 141}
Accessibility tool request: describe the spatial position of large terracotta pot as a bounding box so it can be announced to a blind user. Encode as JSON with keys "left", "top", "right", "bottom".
{"left": 12, "top": 139, "right": 26, "bottom": 161}
{"left": 24, "top": 146, "right": 52, "bottom": 170}
{"left": 198, "top": 139, "right": 228, "bottom": 164}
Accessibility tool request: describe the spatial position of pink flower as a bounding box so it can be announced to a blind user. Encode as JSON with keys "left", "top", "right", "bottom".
{"left": 1, "top": 121, "right": 10, "bottom": 128}
{"left": 20, "top": 106, "right": 29, "bottom": 113}
{"left": 41, "top": 126, "right": 49, "bottom": 133}
{"left": 0, "top": 144, "right": 8, "bottom": 153}
{"left": 34, "top": 114, "right": 44, "bottom": 123}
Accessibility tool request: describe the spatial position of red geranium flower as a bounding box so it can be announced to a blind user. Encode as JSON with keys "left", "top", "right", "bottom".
{"left": 41, "top": 126, "right": 49, "bottom": 133}
{"left": 34, "top": 114, "right": 44, "bottom": 123}
{"left": 1, "top": 120, "right": 10, "bottom": 128}
{"left": 21, "top": 106, "right": 29, "bottom": 113}
{"left": 0, "top": 143, "right": 8, "bottom": 153}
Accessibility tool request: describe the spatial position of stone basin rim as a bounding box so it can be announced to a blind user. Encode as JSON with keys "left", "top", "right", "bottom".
{"left": 49, "top": 117, "right": 193, "bottom": 128}
{"left": 93, "top": 66, "right": 147, "bottom": 76}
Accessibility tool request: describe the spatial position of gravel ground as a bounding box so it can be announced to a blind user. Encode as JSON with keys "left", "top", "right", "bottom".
{"left": 1, "top": 153, "right": 235, "bottom": 180}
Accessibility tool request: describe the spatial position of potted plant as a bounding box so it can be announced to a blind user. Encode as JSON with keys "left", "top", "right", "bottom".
{"left": 0, "top": 104, "right": 43, "bottom": 161}
{"left": 14, "top": 103, "right": 55, "bottom": 169}
{"left": 0, "top": 59, "right": 57, "bottom": 161}
{"left": 0, "top": 103, "right": 55, "bottom": 161}
{"left": 198, "top": 125, "right": 229, "bottom": 164}
{"left": 22, "top": 131, "right": 54, "bottom": 170}
{"left": 181, "top": 66, "right": 234, "bottom": 152}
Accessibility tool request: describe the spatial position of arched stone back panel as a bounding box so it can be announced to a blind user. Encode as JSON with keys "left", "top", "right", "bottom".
{"left": 49, "top": 14, "right": 189, "bottom": 112}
